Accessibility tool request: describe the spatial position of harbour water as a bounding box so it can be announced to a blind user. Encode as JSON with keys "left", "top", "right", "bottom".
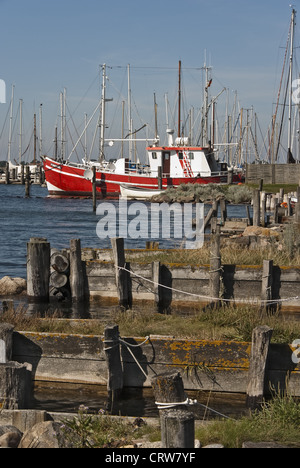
{"left": 0, "top": 184, "right": 250, "bottom": 280}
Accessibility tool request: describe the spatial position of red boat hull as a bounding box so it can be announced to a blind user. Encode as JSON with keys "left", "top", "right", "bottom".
{"left": 43, "top": 157, "right": 242, "bottom": 198}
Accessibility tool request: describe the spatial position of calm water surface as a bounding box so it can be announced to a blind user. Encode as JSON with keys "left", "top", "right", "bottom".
{"left": 0, "top": 184, "right": 249, "bottom": 279}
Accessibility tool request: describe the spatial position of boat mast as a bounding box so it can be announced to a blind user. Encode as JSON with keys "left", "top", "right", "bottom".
{"left": 100, "top": 64, "right": 106, "bottom": 163}
{"left": 178, "top": 60, "right": 182, "bottom": 139}
{"left": 288, "top": 7, "right": 296, "bottom": 163}
{"left": 128, "top": 64, "right": 133, "bottom": 160}
{"left": 7, "top": 84, "right": 14, "bottom": 164}
{"left": 39, "top": 104, "right": 43, "bottom": 159}
{"left": 19, "top": 99, "right": 23, "bottom": 165}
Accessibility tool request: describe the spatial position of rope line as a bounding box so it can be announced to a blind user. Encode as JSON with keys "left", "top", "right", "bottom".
{"left": 117, "top": 265, "right": 299, "bottom": 306}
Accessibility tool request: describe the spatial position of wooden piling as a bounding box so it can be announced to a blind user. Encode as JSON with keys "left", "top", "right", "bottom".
{"left": 25, "top": 166, "right": 30, "bottom": 198}
{"left": 227, "top": 168, "right": 233, "bottom": 185}
{"left": 21, "top": 164, "right": 25, "bottom": 185}
{"left": 5, "top": 162, "right": 9, "bottom": 185}
{"left": 253, "top": 189, "right": 261, "bottom": 227}
{"left": 111, "top": 238, "right": 131, "bottom": 310}
{"left": 151, "top": 371, "right": 195, "bottom": 449}
{"left": 27, "top": 238, "right": 50, "bottom": 303}
{"left": 104, "top": 324, "right": 123, "bottom": 414}
{"left": 152, "top": 261, "right": 162, "bottom": 313}
{"left": 246, "top": 326, "right": 273, "bottom": 412}
{"left": 0, "top": 324, "right": 14, "bottom": 363}
{"left": 219, "top": 198, "right": 227, "bottom": 225}
{"left": 209, "top": 224, "right": 222, "bottom": 307}
{"left": 261, "top": 192, "right": 266, "bottom": 227}
{"left": 69, "top": 239, "right": 85, "bottom": 302}
{"left": 261, "top": 260, "right": 273, "bottom": 313}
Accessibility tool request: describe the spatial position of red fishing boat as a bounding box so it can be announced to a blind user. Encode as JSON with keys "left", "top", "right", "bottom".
{"left": 43, "top": 64, "right": 243, "bottom": 198}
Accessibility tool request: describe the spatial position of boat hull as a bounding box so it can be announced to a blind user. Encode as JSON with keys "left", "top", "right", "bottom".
{"left": 43, "top": 157, "right": 241, "bottom": 198}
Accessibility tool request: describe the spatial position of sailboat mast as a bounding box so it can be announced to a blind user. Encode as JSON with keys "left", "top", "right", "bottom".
{"left": 288, "top": 8, "right": 296, "bottom": 161}
{"left": 19, "top": 99, "right": 23, "bottom": 165}
{"left": 178, "top": 60, "right": 182, "bottom": 138}
{"left": 100, "top": 64, "right": 106, "bottom": 163}
{"left": 7, "top": 85, "right": 14, "bottom": 164}
{"left": 128, "top": 64, "right": 133, "bottom": 160}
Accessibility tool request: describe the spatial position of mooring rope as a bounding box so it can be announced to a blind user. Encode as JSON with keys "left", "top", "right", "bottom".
{"left": 117, "top": 265, "right": 300, "bottom": 305}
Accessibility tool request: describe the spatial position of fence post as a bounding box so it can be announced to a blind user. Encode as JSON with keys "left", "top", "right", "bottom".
{"left": 246, "top": 326, "right": 273, "bottom": 412}
{"left": 151, "top": 371, "right": 195, "bottom": 449}
{"left": 104, "top": 324, "right": 123, "bottom": 414}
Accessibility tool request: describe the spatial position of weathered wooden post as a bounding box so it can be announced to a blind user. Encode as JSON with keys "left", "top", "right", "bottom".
{"left": 246, "top": 326, "right": 273, "bottom": 412}
{"left": 69, "top": 239, "right": 85, "bottom": 302}
{"left": 261, "top": 192, "right": 266, "bottom": 227}
{"left": 25, "top": 165, "right": 31, "bottom": 198}
{"left": 111, "top": 238, "right": 131, "bottom": 310}
{"left": 0, "top": 324, "right": 33, "bottom": 409}
{"left": 151, "top": 371, "right": 195, "bottom": 449}
{"left": 219, "top": 198, "right": 227, "bottom": 225}
{"left": 261, "top": 260, "right": 273, "bottom": 313}
{"left": 27, "top": 238, "right": 50, "bottom": 303}
{"left": 5, "top": 162, "right": 9, "bottom": 185}
{"left": 152, "top": 261, "right": 162, "bottom": 313}
{"left": 104, "top": 324, "right": 123, "bottom": 414}
{"left": 253, "top": 189, "right": 261, "bottom": 227}
{"left": 0, "top": 324, "right": 14, "bottom": 363}
{"left": 227, "top": 167, "right": 233, "bottom": 185}
{"left": 21, "top": 164, "right": 25, "bottom": 185}
{"left": 209, "top": 224, "right": 222, "bottom": 308}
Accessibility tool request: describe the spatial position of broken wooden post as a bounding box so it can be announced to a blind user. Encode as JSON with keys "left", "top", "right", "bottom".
{"left": 151, "top": 371, "right": 195, "bottom": 449}
{"left": 111, "top": 238, "right": 131, "bottom": 310}
{"left": 246, "top": 325, "right": 273, "bottom": 412}
{"left": 0, "top": 324, "right": 32, "bottom": 409}
{"left": 253, "top": 189, "right": 261, "bottom": 227}
{"left": 0, "top": 324, "right": 14, "bottom": 363}
{"left": 261, "top": 260, "right": 273, "bottom": 313}
{"left": 209, "top": 224, "right": 222, "bottom": 307}
{"left": 27, "top": 238, "right": 50, "bottom": 303}
{"left": 69, "top": 239, "right": 85, "bottom": 302}
{"left": 104, "top": 324, "right": 123, "bottom": 414}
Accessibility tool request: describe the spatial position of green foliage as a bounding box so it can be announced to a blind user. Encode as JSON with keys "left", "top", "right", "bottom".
{"left": 196, "top": 392, "right": 300, "bottom": 448}
{"left": 61, "top": 405, "right": 149, "bottom": 448}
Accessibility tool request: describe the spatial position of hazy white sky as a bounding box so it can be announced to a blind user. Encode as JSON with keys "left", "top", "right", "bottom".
{"left": 0, "top": 0, "right": 299, "bottom": 162}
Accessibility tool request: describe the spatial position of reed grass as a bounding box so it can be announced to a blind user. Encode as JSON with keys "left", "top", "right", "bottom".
{"left": 196, "top": 391, "right": 300, "bottom": 448}
{"left": 2, "top": 302, "right": 300, "bottom": 345}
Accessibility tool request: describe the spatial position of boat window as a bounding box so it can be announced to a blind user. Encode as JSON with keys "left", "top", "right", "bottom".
{"left": 152, "top": 152, "right": 157, "bottom": 159}
{"left": 189, "top": 152, "right": 194, "bottom": 160}
{"left": 178, "top": 152, "right": 183, "bottom": 160}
